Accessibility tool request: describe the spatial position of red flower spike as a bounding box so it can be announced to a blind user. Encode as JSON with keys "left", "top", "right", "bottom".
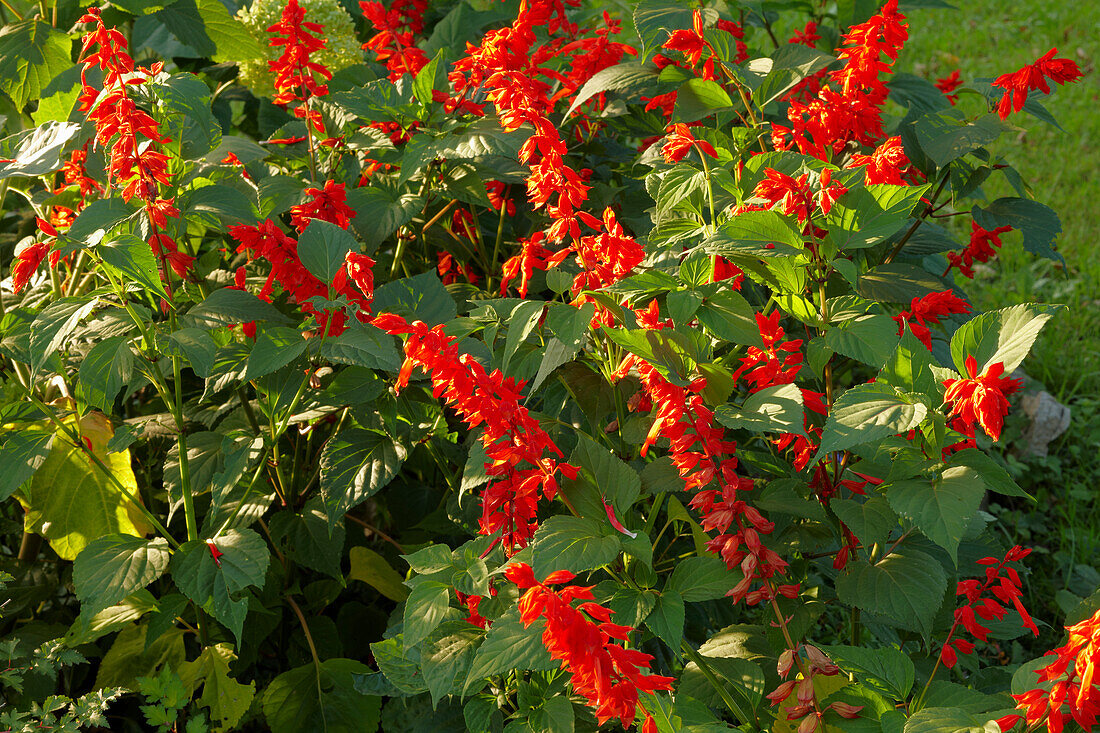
{"left": 506, "top": 563, "right": 673, "bottom": 728}
{"left": 992, "top": 48, "right": 1083, "bottom": 119}
{"left": 1011, "top": 608, "right": 1100, "bottom": 732}
{"left": 371, "top": 313, "right": 573, "bottom": 549}
{"left": 942, "top": 356, "right": 1023, "bottom": 441}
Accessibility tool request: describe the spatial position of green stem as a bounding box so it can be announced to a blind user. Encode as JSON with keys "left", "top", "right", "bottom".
{"left": 681, "top": 642, "right": 754, "bottom": 725}
{"left": 883, "top": 171, "right": 951, "bottom": 265}
{"left": 697, "top": 148, "right": 718, "bottom": 235}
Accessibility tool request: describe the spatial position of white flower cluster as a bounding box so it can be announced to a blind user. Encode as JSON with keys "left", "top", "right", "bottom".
{"left": 235, "top": 0, "right": 364, "bottom": 97}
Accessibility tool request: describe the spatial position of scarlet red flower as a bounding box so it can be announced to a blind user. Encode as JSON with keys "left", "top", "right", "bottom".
{"left": 229, "top": 219, "right": 374, "bottom": 335}
{"left": 936, "top": 69, "right": 962, "bottom": 104}
{"left": 268, "top": 0, "right": 332, "bottom": 130}
{"left": 847, "top": 136, "right": 911, "bottom": 184}
{"left": 893, "top": 290, "right": 972, "bottom": 349}
{"left": 361, "top": 0, "right": 430, "bottom": 81}
{"left": 942, "top": 356, "right": 1023, "bottom": 441}
{"left": 733, "top": 312, "right": 805, "bottom": 391}
{"left": 371, "top": 314, "right": 575, "bottom": 549}
{"left": 10, "top": 241, "right": 50, "bottom": 294}
{"left": 755, "top": 169, "right": 814, "bottom": 223}
{"left": 939, "top": 547, "right": 1036, "bottom": 669}
{"left": 505, "top": 562, "right": 672, "bottom": 728}
{"left": 290, "top": 180, "right": 356, "bottom": 232}
{"left": 947, "top": 222, "right": 1013, "bottom": 278}
{"left": 992, "top": 48, "right": 1083, "bottom": 119}
{"left": 789, "top": 21, "right": 821, "bottom": 47}
{"left": 1011, "top": 608, "right": 1100, "bottom": 732}
{"left": 662, "top": 8, "right": 712, "bottom": 68}
{"left": 661, "top": 123, "right": 716, "bottom": 164}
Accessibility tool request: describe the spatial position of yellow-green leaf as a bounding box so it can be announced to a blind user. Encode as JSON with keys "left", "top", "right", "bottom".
{"left": 19, "top": 413, "right": 153, "bottom": 561}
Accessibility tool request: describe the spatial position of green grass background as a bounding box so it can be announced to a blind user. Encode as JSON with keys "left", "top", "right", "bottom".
{"left": 902, "top": 0, "right": 1100, "bottom": 641}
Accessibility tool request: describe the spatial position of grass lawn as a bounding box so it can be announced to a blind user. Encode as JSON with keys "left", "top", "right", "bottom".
{"left": 901, "top": 0, "right": 1100, "bottom": 644}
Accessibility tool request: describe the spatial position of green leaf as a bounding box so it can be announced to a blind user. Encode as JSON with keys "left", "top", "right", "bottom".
{"left": 98, "top": 234, "right": 170, "bottom": 300}
{"left": 179, "top": 643, "right": 255, "bottom": 732}
{"left": 0, "top": 121, "right": 81, "bottom": 178}
{"left": 703, "top": 210, "right": 804, "bottom": 257}
{"left": 80, "top": 336, "right": 135, "bottom": 413}
{"left": 349, "top": 546, "right": 408, "bottom": 601}
{"left": 603, "top": 327, "right": 703, "bottom": 386}
{"left": 74, "top": 535, "right": 171, "bottom": 618}
{"left": 187, "top": 288, "right": 292, "bottom": 326}
{"left": 915, "top": 111, "right": 1009, "bottom": 167}
{"left": 319, "top": 428, "right": 406, "bottom": 528}
{"left": 244, "top": 326, "right": 307, "bottom": 380}
{"left": 155, "top": 0, "right": 263, "bottom": 62}
{"left": 298, "top": 220, "right": 358, "bottom": 285}
{"left": 0, "top": 20, "right": 72, "bottom": 109}
{"left": 65, "top": 590, "right": 159, "bottom": 647}
{"left": 345, "top": 185, "right": 423, "bottom": 246}
{"left": 530, "top": 695, "right": 574, "bottom": 733}
{"left": 373, "top": 271, "right": 456, "bottom": 325}
{"left": 502, "top": 300, "right": 544, "bottom": 377}
{"left": 95, "top": 623, "right": 186, "bottom": 690}
{"left": 413, "top": 50, "right": 445, "bottom": 106}
{"left": 831, "top": 497, "right": 897, "bottom": 549}
{"left": 68, "top": 198, "right": 138, "bottom": 244}
{"left": 262, "top": 659, "right": 380, "bottom": 733}
{"left": 646, "top": 590, "right": 685, "bottom": 650}
{"left": 258, "top": 175, "right": 306, "bottom": 218}
{"left": 949, "top": 303, "right": 1063, "bottom": 375}
{"left": 403, "top": 580, "right": 451, "bottom": 647}
{"left": 752, "top": 44, "right": 837, "bottom": 108}
{"left": 29, "top": 296, "right": 99, "bottom": 375}
{"left": 903, "top": 707, "right": 1001, "bottom": 733}
{"left": 171, "top": 529, "right": 270, "bottom": 646}
{"left": 715, "top": 383, "right": 806, "bottom": 436}
{"left": 825, "top": 314, "right": 900, "bottom": 367}
{"left": 402, "top": 544, "right": 454, "bottom": 575}
{"left": 0, "top": 430, "right": 52, "bottom": 501}
{"left": 947, "top": 449, "right": 1031, "bottom": 499}
{"left": 571, "top": 434, "right": 640, "bottom": 513}
{"left": 667, "top": 557, "right": 739, "bottom": 602}
{"left": 20, "top": 413, "right": 152, "bottom": 560}
{"left": 836, "top": 547, "right": 947, "bottom": 637}
{"left": 655, "top": 164, "right": 705, "bottom": 217}
{"left": 531, "top": 516, "right": 621, "bottom": 577}
{"left": 464, "top": 608, "right": 555, "bottom": 691}
{"left": 369, "top": 636, "right": 425, "bottom": 694}
{"left": 633, "top": 2, "right": 702, "bottom": 57}
{"left": 857, "top": 263, "right": 947, "bottom": 304}
{"left": 182, "top": 184, "right": 259, "bottom": 226}
{"left": 674, "top": 78, "right": 733, "bottom": 122}
{"left": 421, "top": 621, "right": 484, "bottom": 706}
{"left": 885, "top": 466, "right": 985, "bottom": 564}
{"left": 567, "top": 61, "right": 659, "bottom": 116}
{"left": 816, "top": 383, "right": 928, "bottom": 462}
{"left": 819, "top": 644, "right": 915, "bottom": 701}
{"left": 880, "top": 328, "right": 940, "bottom": 394}
{"left": 972, "top": 197, "right": 1064, "bottom": 264}
{"left": 154, "top": 73, "right": 221, "bottom": 159}
{"left": 697, "top": 290, "right": 760, "bottom": 345}
{"left": 827, "top": 184, "right": 932, "bottom": 250}
{"left": 321, "top": 321, "right": 402, "bottom": 372}
{"left": 268, "top": 498, "right": 346, "bottom": 578}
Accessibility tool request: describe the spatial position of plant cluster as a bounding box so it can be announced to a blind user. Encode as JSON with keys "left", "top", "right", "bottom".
{"left": 0, "top": 0, "right": 1095, "bottom": 730}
